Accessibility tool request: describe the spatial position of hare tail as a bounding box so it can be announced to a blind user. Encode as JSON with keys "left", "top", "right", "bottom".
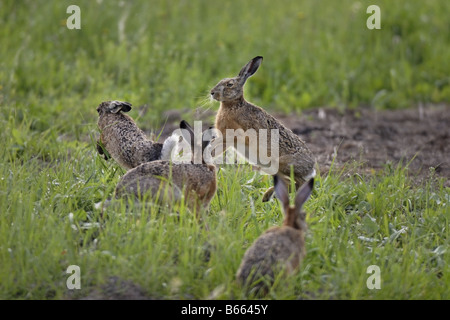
{"left": 160, "top": 134, "right": 182, "bottom": 161}
{"left": 304, "top": 168, "right": 316, "bottom": 181}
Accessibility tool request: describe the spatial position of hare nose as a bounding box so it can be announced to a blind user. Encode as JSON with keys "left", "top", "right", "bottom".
{"left": 210, "top": 91, "right": 215, "bottom": 96}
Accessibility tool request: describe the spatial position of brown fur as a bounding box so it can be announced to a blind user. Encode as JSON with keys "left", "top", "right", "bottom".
{"left": 115, "top": 161, "right": 216, "bottom": 212}
{"left": 114, "top": 120, "right": 217, "bottom": 213}
{"left": 236, "top": 175, "right": 314, "bottom": 294}
{"left": 210, "top": 57, "right": 315, "bottom": 199}
{"left": 96, "top": 101, "right": 176, "bottom": 170}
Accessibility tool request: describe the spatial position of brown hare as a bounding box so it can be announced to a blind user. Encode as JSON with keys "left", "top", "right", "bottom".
{"left": 96, "top": 100, "right": 179, "bottom": 170}
{"left": 236, "top": 175, "right": 314, "bottom": 295}
{"left": 210, "top": 56, "right": 315, "bottom": 201}
{"left": 114, "top": 120, "right": 217, "bottom": 214}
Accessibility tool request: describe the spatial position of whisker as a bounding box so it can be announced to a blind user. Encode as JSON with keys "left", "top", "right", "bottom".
{"left": 193, "top": 92, "right": 217, "bottom": 116}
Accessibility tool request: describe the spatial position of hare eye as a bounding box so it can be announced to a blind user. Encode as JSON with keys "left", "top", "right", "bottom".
{"left": 227, "top": 82, "right": 234, "bottom": 87}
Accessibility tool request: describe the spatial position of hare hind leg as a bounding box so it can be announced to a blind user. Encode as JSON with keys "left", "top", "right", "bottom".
{"left": 262, "top": 186, "right": 275, "bottom": 202}
{"left": 261, "top": 175, "right": 296, "bottom": 202}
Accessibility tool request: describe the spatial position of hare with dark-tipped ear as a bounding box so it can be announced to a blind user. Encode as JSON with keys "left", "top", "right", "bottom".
{"left": 210, "top": 56, "right": 316, "bottom": 201}
{"left": 114, "top": 120, "right": 217, "bottom": 214}
{"left": 96, "top": 100, "right": 179, "bottom": 170}
{"left": 236, "top": 175, "right": 314, "bottom": 295}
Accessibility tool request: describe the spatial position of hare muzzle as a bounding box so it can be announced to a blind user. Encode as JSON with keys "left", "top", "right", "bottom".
{"left": 210, "top": 89, "right": 220, "bottom": 101}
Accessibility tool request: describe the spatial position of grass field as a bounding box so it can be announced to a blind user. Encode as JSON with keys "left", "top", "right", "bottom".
{"left": 0, "top": 0, "right": 449, "bottom": 300}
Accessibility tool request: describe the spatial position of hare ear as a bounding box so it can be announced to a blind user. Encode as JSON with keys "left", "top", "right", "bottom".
{"left": 180, "top": 120, "right": 195, "bottom": 150}
{"left": 201, "top": 127, "right": 213, "bottom": 152}
{"left": 274, "top": 174, "right": 290, "bottom": 212}
{"left": 109, "top": 101, "right": 132, "bottom": 113}
{"left": 238, "top": 56, "right": 263, "bottom": 83}
{"left": 294, "top": 178, "right": 314, "bottom": 211}
{"left": 180, "top": 120, "right": 193, "bottom": 133}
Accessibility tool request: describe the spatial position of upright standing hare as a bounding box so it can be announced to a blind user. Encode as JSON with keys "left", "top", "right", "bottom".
{"left": 114, "top": 120, "right": 217, "bottom": 213}
{"left": 236, "top": 175, "right": 314, "bottom": 294}
{"left": 210, "top": 56, "right": 315, "bottom": 201}
{"left": 96, "top": 100, "right": 179, "bottom": 170}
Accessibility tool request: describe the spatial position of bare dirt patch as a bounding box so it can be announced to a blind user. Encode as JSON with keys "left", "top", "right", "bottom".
{"left": 277, "top": 104, "right": 450, "bottom": 185}
{"left": 154, "top": 104, "right": 450, "bottom": 187}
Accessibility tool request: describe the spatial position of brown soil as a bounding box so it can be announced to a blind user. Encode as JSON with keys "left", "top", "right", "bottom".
{"left": 154, "top": 104, "right": 449, "bottom": 187}
{"left": 277, "top": 104, "right": 450, "bottom": 186}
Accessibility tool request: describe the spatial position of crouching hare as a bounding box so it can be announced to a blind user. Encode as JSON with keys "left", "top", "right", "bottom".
{"left": 210, "top": 56, "right": 316, "bottom": 201}
{"left": 236, "top": 175, "right": 314, "bottom": 295}
{"left": 114, "top": 120, "right": 217, "bottom": 214}
{"left": 96, "top": 100, "right": 179, "bottom": 170}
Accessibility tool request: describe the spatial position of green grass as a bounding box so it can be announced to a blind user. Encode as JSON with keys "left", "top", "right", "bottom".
{"left": 1, "top": 133, "right": 448, "bottom": 299}
{"left": 1, "top": 1, "right": 450, "bottom": 129}
{"left": 0, "top": 0, "right": 449, "bottom": 299}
